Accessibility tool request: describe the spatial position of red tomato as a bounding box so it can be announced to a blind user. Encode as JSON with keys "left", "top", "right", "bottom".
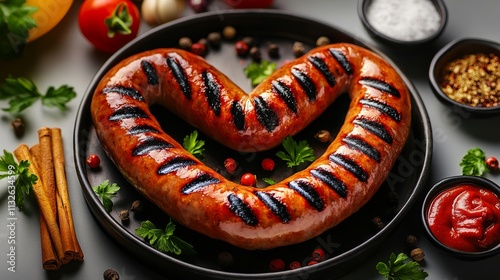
{"left": 223, "top": 0, "right": 273, "bottom": 9}
{"left": 79, "top": 0, "right": 140, "bottom": 53}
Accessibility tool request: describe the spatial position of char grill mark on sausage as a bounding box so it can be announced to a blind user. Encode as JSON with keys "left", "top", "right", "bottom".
{"left": 359, "top": 98, "right": 402, "bottom": 122}
{"left": 291, "top": 68, "right": 317, "bottom": 101}
{"left": 359, "top": 78, "right": 401, "bottom": 98}
{"left": 310, "top": 168, "right": 348, "bottom": 198}
{"left": 288, "top": 180, "right": 324, "bottom": 211}
{"left": 202, "top": 71, "right": 221, "bottom": 116}
{"left": 271, "top": 80, "right": 298, "bottom": 113}
{"left": 342, "top": 136, "right": 381, "bottom": 162}
{"left": 157, "top": 157, "right": 197, "bottom": 175}
{"left": 254, "top": 96, "right": 279, "bottom": 132}
{"left": 141, "top": 60, "right": 159, "bottom": 86}
{"left": 102, "top": 86, "right": 144, "bottom": 102}
{"left": 128, "top": 125, "right": 160, "bottom": 135}
{"left": 181, "top": 173, "right": 220, "bottom": 194}
{"left": 308, "top": 55, "right": 336, "bottom": 86}
{"left": 228, "top": 193, "right": 258, "bottom": 226}
{"left": 166, "top": 56, "right": 191, "bottom": 99}
{"left": 109, "top": 106, "right": 148, "bottom": 121}
{"left": 231, "top": 100, "right": 245, "bottom": 131}
{"left": 255, "top": 191, "right": 291, "bottom": 223}
{"left": 329, "top": 48, "right": 353, "bottom": 75}
{"left": 132, "top": 137, "right": 172, "bottom": 156}
{"left": 353, "top": 117, "right": 393, "bottom": 144}
{"left": 329, "top": 153, "right": 369, "bottom": 183}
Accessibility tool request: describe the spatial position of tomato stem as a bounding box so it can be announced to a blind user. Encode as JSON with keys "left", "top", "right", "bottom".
{"left": 105, "top": 2, "right": 133, "bottom": 38}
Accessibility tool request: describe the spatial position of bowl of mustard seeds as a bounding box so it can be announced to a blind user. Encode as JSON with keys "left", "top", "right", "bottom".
{"left": 429, "top": 38, "right": 500, "bottom": 116}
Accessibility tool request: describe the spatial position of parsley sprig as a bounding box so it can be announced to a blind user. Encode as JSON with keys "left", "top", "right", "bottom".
{"left": 376, "top": 253, "right": 428, "bottom": 280}
{"left": 183, "top": 130, "right": 205, "bottom": 160}
{"left": 136, "top": 219, "right": 196, "bottom": 256}
{"left": 0, "top": 76, "right": 77, "bottom": 115}
{"left": 0, "top": 0, "right": 38, "bottom": 59}
{"left": 276, "top": 136, "right": 316, "bottom": 168}
{"left": 460, "top": 148, "right": 488, "bottom": 176}
{"left": 92, "top": 180, "right": 120, "bottom": 213}
{"left": 244, "top": 60, "right": 276, "bottom": 87}
{"left": 0, "top": 150, "right": 37, "bottom": 209}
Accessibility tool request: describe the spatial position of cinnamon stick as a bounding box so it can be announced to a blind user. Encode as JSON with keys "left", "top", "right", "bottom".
{"left": 50, "top": 128, "right": 84, "bottom": 262}
{"left": 30, "top": 145, "right": 61, "bottom": 270}
{"left": 13, "top": 145, "right": 65, "bottom": 261}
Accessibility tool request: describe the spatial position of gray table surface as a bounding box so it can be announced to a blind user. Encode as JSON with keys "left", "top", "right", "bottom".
{"left": 1, "top": 0, "right": 500, "bottom": 279}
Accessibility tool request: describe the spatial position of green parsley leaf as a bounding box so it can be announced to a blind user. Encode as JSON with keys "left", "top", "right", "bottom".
{"left": 183, "top": 130, "right": 205, "bottom": 160}
{"left": 244, "top": 60, "right": 276, "bottom": 87}
{"left": 92, "top": 180, "right": 120, "bottom": 213}
{"left": 0, "top": 150, "right": 37, "bottom": 209}
{"left": 0, "top": 0, "right": 38, "bottom": 59}
{"left": 0, "top": 76, "right": 77, "bottom": 115}
{"left": 263, "top": 177, "right": 276, "bottom": 185}
{"left": 376, "top": 253, "right": 428, "bottom": 280}
{"left": 276, "top": 136, "right": 316, "bottom": 168}
{"left": 460, "top": 148, "right": 488, "bottom": 176}
{"left": 136, "top": 219, "right": 196, "bottom": 256}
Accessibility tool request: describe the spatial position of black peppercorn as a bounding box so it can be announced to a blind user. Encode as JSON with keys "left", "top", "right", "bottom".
{"left": 249, "top": 47, "right": 261, "bottom": 62}
{"left": 405, "top": 235, "right": 418, "bottom": 247}
{"left": 217, "top": 251, "right": 234, "bottom": 267}
{"left": 242, "top": 36, "right": 254, "bottom": 48}
{"left": 103, "top": 268, "right": 119, "bottom": 280}
{"left": 267, "top": 43, "right": 280, "bottom": 58}
{"left": 292, "top": 41, "right": 306, "bottom": 57}
{"left": 11, "top": 117, "right": 25, "bottom": 138}
{"left": 316, "top": 36, "right": 331, "bottom": 46}
{"left": 371, "top": 216, "right": 385, "bottom": 229}
{"left": 207, "top": 32, "right": 221, "bottom": 48}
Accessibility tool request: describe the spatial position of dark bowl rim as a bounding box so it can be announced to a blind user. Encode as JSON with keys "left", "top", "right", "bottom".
{"left": 421, "top": 175, "right": 500, "bottom": 260}
{"left": 357, "top": 0, "right": 448, "bottom": 46}
{"left": 428, "top": 37, "right": 500, "bottom": 115}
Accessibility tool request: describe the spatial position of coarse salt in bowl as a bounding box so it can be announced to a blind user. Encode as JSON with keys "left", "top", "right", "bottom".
{"left": 358, "top": 0, "right": 448, "bottom": 47}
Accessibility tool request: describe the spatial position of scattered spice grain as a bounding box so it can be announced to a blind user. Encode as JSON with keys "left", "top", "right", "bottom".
{"left": 439, "top": 53, "right": 500, "bottom": 107}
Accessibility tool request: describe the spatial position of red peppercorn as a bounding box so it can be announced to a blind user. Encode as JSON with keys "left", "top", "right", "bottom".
{"left": 269, "top": 258, "right": 285, "bottom": 272}
{"left": 307, "top": 260, "right": 318, "bottom": 266}
{"left": 312, "top": 248, "right": 325, "bottom": 261}
{"left": 240, "top": 173, "right": 256, "bottom": 186}
{"left": 261, "top": 158, "right": 275, "bottom": 171}
{"left": 289, "top": 261, "right": 301, "bottom": 270}
{"left": 486, "top": 156, "right": 499, "bottom": 171}
{"left": 86, "top": 154, "right": 101, "bottom": 169}
{"left": 234, "top": 40, "right": 249, "bottom": 56}
{"left": 190, "top": 42, "right": 207, "bottom": 56}
{"left": 224, "top": 158, "right": 237, "bottom": 174}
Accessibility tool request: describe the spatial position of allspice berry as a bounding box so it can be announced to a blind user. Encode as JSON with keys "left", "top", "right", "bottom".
{"left": 410, "top": 248, "right": 425, "bottom": 262}
{"left": 103, "top": 268, "right": 119, "bottom": 280}
{"left": 119, "top": 209, "right": 129, "bottom": 221}
{"left": 130, "top": 200, "right": 143, "bottom": 213}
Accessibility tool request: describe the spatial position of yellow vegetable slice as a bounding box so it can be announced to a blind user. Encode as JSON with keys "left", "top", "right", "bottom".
{"left": 26, "top": 0, "right": 73, "bottom": 42}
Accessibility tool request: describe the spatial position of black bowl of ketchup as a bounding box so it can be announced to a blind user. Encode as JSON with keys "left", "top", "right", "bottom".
{"left": 422, "top": 175, "right": 500, "bottom": 260}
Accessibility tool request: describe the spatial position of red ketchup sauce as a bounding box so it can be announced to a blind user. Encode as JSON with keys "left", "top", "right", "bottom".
{"left": 427, "top": 184, "right": 500, "bottom": 252}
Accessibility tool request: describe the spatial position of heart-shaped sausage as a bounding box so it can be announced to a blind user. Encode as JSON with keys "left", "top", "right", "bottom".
{"left": 91, "top": 43, "right": 411, "bottom": 250}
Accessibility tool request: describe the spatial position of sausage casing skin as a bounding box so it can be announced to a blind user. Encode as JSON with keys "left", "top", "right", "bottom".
{"left": 91, "top": 43, "right": 411, "bottom": 250}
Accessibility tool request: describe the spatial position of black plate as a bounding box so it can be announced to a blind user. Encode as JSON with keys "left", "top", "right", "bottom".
{"left": 73, "top": 10, "right": 432, "bottom": 280}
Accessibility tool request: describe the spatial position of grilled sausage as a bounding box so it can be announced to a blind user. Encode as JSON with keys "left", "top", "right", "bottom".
{"left": 91, "top": 43, "right": 411, "bottom": 250}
